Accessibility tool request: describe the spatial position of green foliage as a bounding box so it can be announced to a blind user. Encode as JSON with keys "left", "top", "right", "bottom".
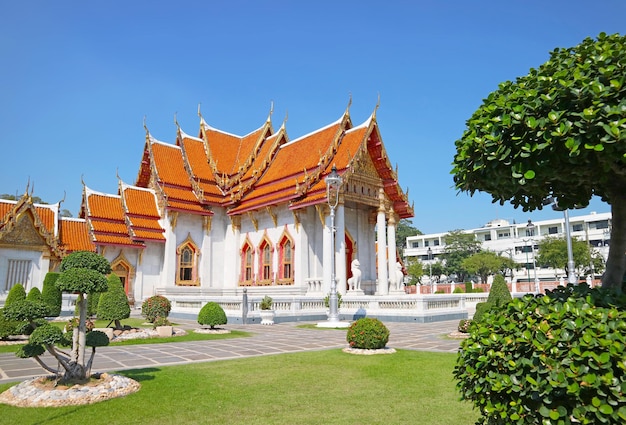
{"left": 198, "top": 302, "right": 227, "bottom": 329}
{"left": 462, "top": 251, "right": 507, "bottom": 284}
{"left": 457, "top": 319, "right": 472, "bottom": 333}
{"left": 405, "top": 259, "right": 424, "bottom": 285}
{"left": 323, "top": 293, "right": 342, "bottom": 308}
{"left": 472, "top": 302, "right": 492, "bottom": 323}
{"left": 451, "top": 33, "right": 626, "bottom": 291}
{"left": 97, "top": 274, "right": 130, "bottom": 325}
{"left": 86, "top": 330, "right": 110, "bottom": 347}
{"left": 65, "top": 317, "right": 94, "bottom": 333}
{"left": 259, "top": 295, "right": 273, "bottom": 310}
{"left": 537, "top": 236, "right": 604, "bottom": 277}
{"left": 26, "top": 287, "right": 42, "bottom": 303}
{"left": 57, "top": 267, "right": 108, "bottom": 294}
{"left": 87, "top": 292, "right": 101, "bottom": 317}
{"left": 453, "top": 287, "right": 464, "bottom": 293}
{"left": 442, "top": 230, "right": 482, "bottom": 283}
{"left": 3, "top": 299, "right": 50, "bottom": 322}
{"left": 41, "top": 272, "right": 62, "bottom": 317}
{"left": 60, "top": 251, "right": 112, "bottom": 275}
{"left": 29, "top": 323, "right": 65, "bottom": 346}
{"left": 486, "top": 274, "right": 512, "bottom": 307}
{"left": 0, "top": 309, "right": 18, "bottom": 339}
{"left": 152, "top": 316, "right": 172, "bottom": 328}
{"left": 142, "top": 295, "right": 172, "bottom": 323}
{"left": 455, "top": 284, "right": 626, "bottom": 424}
{"left": 346, "top": 318, "right": 390, "bottom": 349}
{"left": 5, "top": 284, "right": 26, "bottom": 306}
{"left": 396, "top": 219, "right": 422, "bottom": 253}
{"left": 16, "top": 343, "right": 45, "bottom": 358}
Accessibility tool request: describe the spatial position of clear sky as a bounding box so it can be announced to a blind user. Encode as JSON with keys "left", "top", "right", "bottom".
{"left": 1, "top": 1, "right": 623, "bottom": 234}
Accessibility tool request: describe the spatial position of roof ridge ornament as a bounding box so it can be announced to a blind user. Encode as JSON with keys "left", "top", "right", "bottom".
{"left": 373, "top": 93, "right": 380, "bottom": 120}
{"left": 345, "top": 93, "right": 352, "bottom": 115}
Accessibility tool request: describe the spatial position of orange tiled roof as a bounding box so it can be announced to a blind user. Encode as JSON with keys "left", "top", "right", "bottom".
{"left": 59, "top": 218, "right": 96, "bottom": 252}
{"left": 121, "top": 184, "right": 166, "bottom": 243}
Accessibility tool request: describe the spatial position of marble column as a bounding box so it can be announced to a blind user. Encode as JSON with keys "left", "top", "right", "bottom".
{"left": 376, "top": 189, "right": 388, "bottom": 295}
{"left": 387, "top": 212, "right": 397, "bottom": 290}
{"left": 336, "top": 202, "right": 347, "bottom": 296}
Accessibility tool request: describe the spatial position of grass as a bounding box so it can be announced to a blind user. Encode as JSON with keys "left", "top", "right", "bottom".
{"left": 0, "top": 349, "right": 479, "bottom": 425}
{"left": 0, "top": 318, "right": 250, "bottom": 353}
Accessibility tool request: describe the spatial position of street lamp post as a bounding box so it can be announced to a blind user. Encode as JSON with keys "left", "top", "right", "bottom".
{"left": 544, "top": 197, "right": 577, "bottom": 285}
{"left": 526, "top": 220, "right": 540, "bottom": 293}
{"left": 322, "top": 165, "right": 344, "bottom": 326}
{"left": 427, "top": 247, "right": 433, "bottom": 294}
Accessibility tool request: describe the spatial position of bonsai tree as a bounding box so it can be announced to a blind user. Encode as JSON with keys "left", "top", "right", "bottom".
{"left": 97, "top": 274, "right": 131, "bottom": 330}
{"left": 41, "top": 272, "right": 62, "bottom": 317}
{"left": 4, "top": 251, "right": 112, "bottom": 383}
{"left": 197, "top": 302, "right": 227, "bottom": 329}
{"left": 452, "top": 33, "right": 626, "bottom": 293}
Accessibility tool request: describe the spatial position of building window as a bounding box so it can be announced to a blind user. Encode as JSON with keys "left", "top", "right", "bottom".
{"left": 593, "top": 220, "right": 609, "bottom": 230}
{"left": 278, "top": 235, "right": 294, "bottom": 285}
{"left": 240, "top": 241, "right": 254, "bottom": 285}
{"left": 257, "top": 238, "right": 273, "bottom": 285}
{"left": 548, "top": 226, "right": 559, "bottom": 235}
{"left": 572, "top": 223, "right": 584, "bottom": 232}
{"left": 424, "top": 241, "right": 430, "bottom": 247}
{"left": 4, "top": 259, "right": 32, "bottom": 292}
{"left": 484, "top": 234, "right": 492, "bottom": 241}
{"left": 498, "top": 232, "right": 510, "bottom": 239}
{"left": 176, "top": 236, "right": 199, "bottom": 286}
{"left": 433, "top": 240, "right": 440, "bottom": 246}
{"left": 411, "top": 242, "right": 419, "bottom": 248}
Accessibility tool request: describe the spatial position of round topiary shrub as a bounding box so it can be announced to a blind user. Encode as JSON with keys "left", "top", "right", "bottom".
{"left": 454, "top": 284, "right": 626, "bottom": 424}
{"left": 5, "top": 284, "right": 26, "bottom": 306}
{"left": 142, "top": 295, "right": 171, "bottom": 323}
{"left": 346, "top": 318, "right": 390, "bottom": 350}
{"left": 197, "top": 302, "right": 227, "bottom": 329}
{"left": 457, "top": 319, "right": 472, "bottom": 333}
{"left": 26, "top": 287, "right": 42, "bottom": 303}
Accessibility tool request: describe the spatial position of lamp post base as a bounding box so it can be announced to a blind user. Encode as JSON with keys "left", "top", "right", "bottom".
{"left": 317, "top": 319, "right": 350, "bottom": 328}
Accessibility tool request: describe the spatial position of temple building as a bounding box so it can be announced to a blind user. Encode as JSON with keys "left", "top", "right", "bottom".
{"left": 1, "top": 102, "right": 413, "bottom": 311}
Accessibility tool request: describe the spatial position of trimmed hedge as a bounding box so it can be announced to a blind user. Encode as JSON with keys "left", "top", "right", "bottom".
{"left": 197, "top": 302, "right": 227, "bottom": 329}
{"left": 455, "top": 284, "right": 626, "bottom": 424}
{"left": 42, "top": 272, "right": 62, "bottom": 317}
{"left": 97, "top": 274, "right": 130, "bottom": 328}
{"left": 346, "top": 318, "right": 389, "bottom": 349}
{"left": 6, "top": 283, "right": 26, "bottom": 306}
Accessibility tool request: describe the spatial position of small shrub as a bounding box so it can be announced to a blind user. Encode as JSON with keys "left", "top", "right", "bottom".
{"left": 457, "top": 319, "right": 472, "bottom": 333}
{"left": 26, "top": 287, "right": 43, "bottom": 303}
{"left": 41, "top": 272, "right": 62, "bottom": 316}
{"left": 323, "top": 292, "right": 343, "bottom": 308}
{"left": 455, "top": 284, "right": 626, "bottom": 424}
{"left": 142, "top": 295, "right": 171, "bottom": 323}
{"left": 6, "top": 284, "right": 26, "bottom": 306}
{"left": 259, "top": 296, "right": 273, "bottom": 310}
{"left": 198, "top": 302, "right": 227, "bottom": 329}
{"left": 346, "top": 318, "right": 390, "bottom": 349}
{"left": 152, "top": 316, "right": 171, "bottom": 328}
{"left": 453, "top": 287, "right": 464, "bottom": 294}
{"left": 487, "top": 274, "right": 512, "bottom": 307}
{"left": 472, "top": 301, "right": 492, "bottom": 322}
{"left": 434, "top": 289, "right": 445, "bottom": 294}
{"left": 97, "top": 274, "right": 130, "bottom": 329}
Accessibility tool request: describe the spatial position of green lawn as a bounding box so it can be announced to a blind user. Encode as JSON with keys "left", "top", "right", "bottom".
{"left": 0, "top": 349, "right": 479, "bottom": 425}
{"left": 0, "top": 318, "right": 250, "bottom": 353}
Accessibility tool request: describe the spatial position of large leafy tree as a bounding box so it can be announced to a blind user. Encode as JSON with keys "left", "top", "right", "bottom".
{"left": 441, "top": 230, "right": 482, "bottom": 282}
{"left": 462, "top": 251, "right": 507, "bottom": 284}
{"left": 452, "top": 33, "right": 626, "bottom": 292}
{"left": 537, "top": 236, "right": 605, "bottom": 278}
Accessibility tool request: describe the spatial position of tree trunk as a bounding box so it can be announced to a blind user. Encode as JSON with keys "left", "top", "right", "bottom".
{"left": 68, "top": 293, "right": 89, "bottom": 382}
{"left": 602, "top": 193, "right": 626, "bottom": 293}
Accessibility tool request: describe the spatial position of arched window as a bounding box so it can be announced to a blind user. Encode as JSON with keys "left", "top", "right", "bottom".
{"left": 278, "top": 231, "right": 294, "bottom": 285}
{"left": 257, "top": 237, "right": 273, "bottom": 286}
{"left": 240, "top": 239, "right": 254, "bottom": 286}
{"left": 176, "top": 235, "right": 200, "bottom": 286}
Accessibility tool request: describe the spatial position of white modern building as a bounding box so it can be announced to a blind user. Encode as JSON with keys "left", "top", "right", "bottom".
{"left": 404, "top": 211, "right": 611, "bottom": 293}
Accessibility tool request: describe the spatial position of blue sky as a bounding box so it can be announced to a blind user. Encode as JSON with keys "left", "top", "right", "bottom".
{"left": 1, "top": 1, "right": 623, "bottom": 234}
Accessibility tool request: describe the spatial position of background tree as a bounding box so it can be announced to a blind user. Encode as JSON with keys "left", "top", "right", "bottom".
{"left": 405, "top": 259, "right": 424, "bottom": 285}
{"left": 462, "top": 251, "right": 506, "bottom": 284}
{"left": 441, "top": 230, "right": 482, "bottom": 283}
{"left": 97, "top": 274, "right": 131, "bottom": 330}
{"left": 536, "top": 236, "right": 599, "bottom": 279}
{"left": 395, "top": 219, "right": 422, "bottom": 256}
{"left": 452, "top": 33, "right": 626, "bottom": 292}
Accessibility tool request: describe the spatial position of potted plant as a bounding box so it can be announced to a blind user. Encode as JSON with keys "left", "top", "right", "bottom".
{"left": 153, "top": 316, "right": 173, "bottom": 337}
{"left": 259, "top": 295, "right": 274, "bottom": 325}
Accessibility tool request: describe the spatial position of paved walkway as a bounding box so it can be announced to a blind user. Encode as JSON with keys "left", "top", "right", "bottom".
{"left": 0, "top": 319, "right": 464, "bottom": 385}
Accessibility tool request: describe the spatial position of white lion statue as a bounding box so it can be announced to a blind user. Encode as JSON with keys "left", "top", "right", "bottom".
{"left": 348, "top": 259, "right": 362, "bottom": 291}
{"left": 395, "top": 262, "right": 405, "bottom": 290}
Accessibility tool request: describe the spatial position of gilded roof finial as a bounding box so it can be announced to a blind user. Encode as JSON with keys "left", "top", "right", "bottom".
{"left": 373, "top": 93, "right": 380, "bottom": 119}
{"left": 174, "top": 112, "right": 180, "bottom": 131}
{"left": 197, "top": 103, "right": 202, "bottom": 119}
{"left": 345, "top": 93, "right": 352, "bottom": 115}
{"left": 143, "top": 116, "right": 150, "bottom": 137}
